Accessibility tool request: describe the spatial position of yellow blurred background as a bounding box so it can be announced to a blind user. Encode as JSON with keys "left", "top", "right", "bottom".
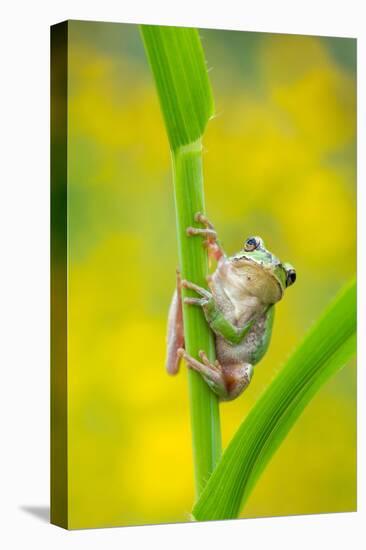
{"left": 66, "top": 21, "right": 356, "bottom": 528}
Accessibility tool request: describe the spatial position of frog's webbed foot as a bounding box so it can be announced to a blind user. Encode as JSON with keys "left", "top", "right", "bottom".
{"left": 178, "top": 347, "right": 255, "bottom": 401}
{"left": 177, "top": 348, "right": 228, "bottom": 399}
{"left": 186, "top": 212, "right": 216, "bottom": 237}
{"left": 181, "top": 279, "right": 212, "bottom": 308}
{"left": 186, "top": 212, "right": 224, "bottom": 262}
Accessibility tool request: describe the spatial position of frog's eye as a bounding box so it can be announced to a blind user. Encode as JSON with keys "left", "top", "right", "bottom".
{"left": 286, "top": 268, "right": 297, "bottom": 287}
{"left": 244, "top": 237, "right": 260, "bottom": 252}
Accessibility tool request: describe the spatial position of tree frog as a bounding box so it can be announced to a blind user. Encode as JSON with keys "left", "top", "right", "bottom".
{"left": 166, "top": 212, "right": 296, "bottom": 401}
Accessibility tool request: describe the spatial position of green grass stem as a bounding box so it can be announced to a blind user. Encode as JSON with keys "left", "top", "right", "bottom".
{"left": 140, "top": 25, "right": 221, "bottom": 496}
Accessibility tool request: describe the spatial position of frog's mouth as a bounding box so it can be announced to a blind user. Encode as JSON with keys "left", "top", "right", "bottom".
{"left": 231, "top": 255, "right": 284, "bottom": 302}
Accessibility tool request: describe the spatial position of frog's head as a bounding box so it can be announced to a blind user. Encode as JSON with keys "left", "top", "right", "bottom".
{"left": 231, "top": 236, "right": 296, "bottom": 303}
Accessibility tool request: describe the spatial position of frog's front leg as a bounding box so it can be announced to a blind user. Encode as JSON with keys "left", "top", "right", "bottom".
{"left": 181, "top": 279, "right": 212, "bottom": 302}
{"left": 181, "top": 279, "right": 255, "bottom": 346}
{"left": 187, "top": 212, "right": 225, "bottom": 262}
{"left": 177, "top": 348, "right": 229, "bottom": 399}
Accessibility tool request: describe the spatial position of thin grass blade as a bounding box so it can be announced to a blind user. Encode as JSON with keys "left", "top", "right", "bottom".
{"left": 193, "top": 279, "right": 356, "bottom": 520}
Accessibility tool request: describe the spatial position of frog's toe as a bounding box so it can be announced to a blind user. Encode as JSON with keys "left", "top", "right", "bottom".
{"left": 184, "top": 297, "right": 205, "bottom": 306}
{"left": 186, "top": 226, "right": 217, "bottom": 238}
{"left": 198, "top": 350, "right": 221, "bottom": 372}
{"left": 177, "top": 347, "right": 186, "bottom": 358}
{"left": 194, "top": 211, "right": 204, "bottom": 223}
{"left": 181, "top": 279, "right": 211, "bottom": 298}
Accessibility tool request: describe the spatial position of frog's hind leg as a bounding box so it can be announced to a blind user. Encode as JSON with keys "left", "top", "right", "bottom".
{"left": 222, "top": 363, "right": 254, "bottom": 401}
{"left": 177, "top": 348, "right": 229, "bottom": 399}
{"left": 178, "top": 347, "right": 255, "bottom": 401}
{"left": 165, "top": 271, "right": 185, "bottom": 375}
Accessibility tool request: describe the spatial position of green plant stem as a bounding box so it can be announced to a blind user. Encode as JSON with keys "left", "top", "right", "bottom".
{"left": 140, "top": 24, "right": 222, "bottom": 498}
{"left": 173, "top": 142, "right": 221, "bottom": 496}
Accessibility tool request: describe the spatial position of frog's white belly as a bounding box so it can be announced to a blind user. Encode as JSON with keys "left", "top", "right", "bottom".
{"left": 211, "top": 259, "right": 270, "bottom": 366}
{"left": 221, "top": 285, "right": 261, "bottom": 325}
{"left": 211, "top": 260, "right": 266, "bottom": 326}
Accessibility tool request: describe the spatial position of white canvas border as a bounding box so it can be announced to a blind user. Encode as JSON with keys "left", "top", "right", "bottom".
{"left": 0, "top": 1, "right": 364, "bottom": 549}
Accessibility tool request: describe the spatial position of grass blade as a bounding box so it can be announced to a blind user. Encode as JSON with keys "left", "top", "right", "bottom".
{"left": 193, "top": 279, "right": 356, "bottom": 520}
{"left": 140, "top": 25, "right": 221, "bottom": 496}
{"left": 140, "top": 25, "right": 214, "bottom": 151}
